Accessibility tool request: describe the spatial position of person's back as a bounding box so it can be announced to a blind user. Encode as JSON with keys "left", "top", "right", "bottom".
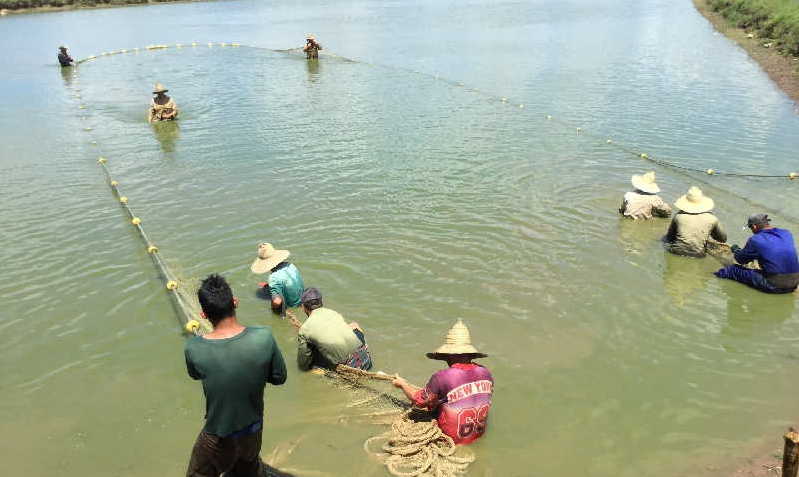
{"left": 620, "top": 191, "right": 671, "bottom": 220}
{"left": 185, "top": 326, "right": 286, "bottom": 436}
{"left": 297, "top": 307, "right": 363, "bottom": 370}
{"left": 666, "top": 212, "right": 726, "bottom": 257}
{"left": 58, "top": 47, "right": 73, "bottom": 67}
{"left": 427, "top": 363, "right": 493, "bottom": 445}
{"left": 269, "top": 262, "right": 304, "bottom": 308}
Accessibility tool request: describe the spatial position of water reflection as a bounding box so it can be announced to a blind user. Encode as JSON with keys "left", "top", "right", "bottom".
{"left": 662, "top": 252, "right": 716, "bottom": 306}
{"left": 306, "top": 58, "right": 321, "bottom": 83}
{"left": 59, "top": 66, "right": 76, "bottom": 87}
{"left": 720, "top": 283, "right": 795, "bottom": 340}
{"left": 151, "top": 120, "right": 180, "bottom": 154}
{"left": 617, "top": 218, "right": 668, "bottom": 255}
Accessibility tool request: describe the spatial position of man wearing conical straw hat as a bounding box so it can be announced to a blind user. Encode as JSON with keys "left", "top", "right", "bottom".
{"left": 619, "top": 171, "right": 672, "bottom": 220}
{"left": 148, "top": 82, "right": 179, "bottom": 123}
{"left": 303, "top": 34, "right": 322, "bottom": 59}
{"left": 664, "top": 186, "right": 727, "bottom": 257}
{"left": 251, "top": 242, "right": 305, "bottom": 316}
{"left": 393, "top": 320, "right": 493, "bottom": 445}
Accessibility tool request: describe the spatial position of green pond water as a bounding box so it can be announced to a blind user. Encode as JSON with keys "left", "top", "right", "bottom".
{"left": 2, "top": 0, "right": 799, "bottom": 475}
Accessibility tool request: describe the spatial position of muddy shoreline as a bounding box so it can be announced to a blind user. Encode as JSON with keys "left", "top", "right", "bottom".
{"left": 0, "top": 0, "right": 210, "bottom": 16}
{"left": 693, "top": 0, "right": 799, "bottom": 106}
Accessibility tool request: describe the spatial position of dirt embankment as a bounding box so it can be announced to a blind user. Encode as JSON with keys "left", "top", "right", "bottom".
{"left": 693, "top": 0, "right": 799, "bottom": 105}
{"left": 0, "top": 0, "right": 201, "bottom": 15}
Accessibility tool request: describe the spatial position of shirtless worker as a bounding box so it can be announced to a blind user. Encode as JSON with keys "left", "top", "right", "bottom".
{"left": 148, "top": 83, "right": 179, "bottom": 122}
{"left": 393, "top": 320, "right": 493, "bottom": 445}
{"left": 303, "top": 34, "right": 322, "bottom": 59}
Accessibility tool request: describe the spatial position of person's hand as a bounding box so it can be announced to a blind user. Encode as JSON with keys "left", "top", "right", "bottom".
{"left": 731, "top": 244, "right": 741, "bottom": 253}
{"left": 392, "top": 376, "right": 407, "bottom": 388}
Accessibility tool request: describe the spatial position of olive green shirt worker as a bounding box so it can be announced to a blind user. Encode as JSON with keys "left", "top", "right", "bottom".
{"left": 184, "top": 274, "right": 287, "bottom": 477}
{"left": 664, "top": 186, "right": 727, "bottom": 257}
{"left": 303, "top": 34, "right": 322, "bottom": 59}
{"left": 296, "top": 288, "right": 373, "bottom": 371}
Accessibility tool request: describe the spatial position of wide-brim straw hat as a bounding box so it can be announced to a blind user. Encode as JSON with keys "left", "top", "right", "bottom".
{"left": 675, "top": 186, "right": 714, "bottom": 214}
{"left": 153, "top": 83, "right": 169, "bottom": 94}
{"left": 250, "top": 242, "right": 290, "bottom": 274}
{"left": 306, "top": 33, "right": 316, "bottom": 41}
{"left": 631, "top": 171, "right": 660, "bottom": 194}
{"left": 426, "top": 319, "right": 487, "bottom": 360}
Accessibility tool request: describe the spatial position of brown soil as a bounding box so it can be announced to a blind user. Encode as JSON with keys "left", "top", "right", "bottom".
{"left": 693, "top": 0, "right": 799, "bottom": 108}
{"left": 0, "top": 0, "right": 207, "bottom": 16}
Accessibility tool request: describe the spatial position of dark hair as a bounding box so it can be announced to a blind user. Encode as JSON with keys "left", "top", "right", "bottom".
{"left": 304, "top": 298, "right": 323, "bottom": 311}
{"left": 197, "top": 274, "right": 235, "bottom": 324}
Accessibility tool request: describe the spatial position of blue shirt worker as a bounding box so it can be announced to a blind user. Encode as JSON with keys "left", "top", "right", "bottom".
{"left": 715, "top": 214, "right": 799, "bottom": 294}
{"left": 184, "top": 274, "right": 287, "bottom": 477}
{"left": 251, "top": 242, "right": 305, "bottom": 316}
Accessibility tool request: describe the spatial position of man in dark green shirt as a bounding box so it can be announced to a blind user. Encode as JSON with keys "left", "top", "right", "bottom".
{"left": 184, "top": 274, "right": 287, "bottom": 477}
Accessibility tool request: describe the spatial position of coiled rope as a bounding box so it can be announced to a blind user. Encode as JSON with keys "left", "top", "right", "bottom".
{"left": 364, "top": 410, "right": 475, "bottom": 477}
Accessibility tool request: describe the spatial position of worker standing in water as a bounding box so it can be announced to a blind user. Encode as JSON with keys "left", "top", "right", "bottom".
{"left": 303, "top": 34, "right": 322, "bottom": 59}
{"left": 619, "top": 171, "right": 671, "bottom": 220}
{"left": 58, "top": 46, "right": 74, "bottom": 67}
{"left": 184, "top": 274, "right": 287, "bottom": 477}
{"left": 251, "top": 242, "right": 305, "bottom": 317}
{"left": 393, "top": 320, "right": 493, "bottom": 445}
{"left": 148, "top": 83, "right": 179, "bottom": 122}
{"left": 664, "top": 186, "right": 727, "bottom": 257}
{"left": 715, "top": 214, "right": 799, "bottom": 293}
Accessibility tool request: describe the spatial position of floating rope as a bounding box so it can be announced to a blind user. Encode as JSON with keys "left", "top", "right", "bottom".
{"left": 364, "top": 410, "right": 475, "bottom": 477}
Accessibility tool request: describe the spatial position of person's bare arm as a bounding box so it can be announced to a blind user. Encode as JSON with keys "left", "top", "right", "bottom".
{"left": 392, "top": 377, "right": 421, "bottom": 402}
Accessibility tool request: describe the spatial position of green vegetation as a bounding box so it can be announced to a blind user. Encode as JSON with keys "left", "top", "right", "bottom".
{"left": 0, "top": 0, "right": 178, "bottom": 11}
{"left": 708, "top": 0, "right": 799, "bottom": 56}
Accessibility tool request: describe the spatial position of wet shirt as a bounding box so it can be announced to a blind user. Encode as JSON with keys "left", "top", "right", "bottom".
{"left": 149, "top": 97, "right": 178, "bottom": 122}
{"left": 297, "top": 307, "right": 364, "bottom": 371}
{"left": 268, "top": 262, "right": 304, "bottom": 308}
{"left": 185, "top": 326, "right": 287, "bottom": 437}
{"left": 620, "top": 191, "right": 671, "bottom": 220}
{"left": 304, "top": 43, "right": 321, "bottom": 59}
{"left": 735, "top": 228, "right": 799, "bottom": 288}
{"left": 58, "top": 52, "right": 73, "bottom": 67}
{"left": 665, "top": 212, "right": 727, "bottom": 257}
{"left": 412, "top": 363, "right": 494, "bottom": 445}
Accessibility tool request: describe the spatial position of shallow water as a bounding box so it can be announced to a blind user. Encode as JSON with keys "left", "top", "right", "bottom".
{"left": 1, "top": 0, "right": 799, "bottom": 475}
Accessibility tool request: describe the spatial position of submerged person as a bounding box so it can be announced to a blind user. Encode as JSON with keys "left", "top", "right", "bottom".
{"left": 58, "top": 46, "right": 74, "bottom": 67}
{"left": 148, "top": 83, "right": 179, "bottom": 122}
{"left": 664, "top": 186, "right": 727, "bottom": 257}
{"left": 184, "top": 274, "right": 287, "bottom": 477}
{"left": 303, "top": 34, "right": 322, "bottom": 59}
{"left": 393, "top": 320, "right": 493, "bottom": 445}
{"left": 251, "top": 242, "right": 305, "bottom": 316}
{"left": 715, "top": 214, "right": 799, "bottom": 294}
{"left": 619, "top": 171, "right": 671, "bottom": 220}
{"left": 296, "top": 287, "right": 373, "bottom": 371}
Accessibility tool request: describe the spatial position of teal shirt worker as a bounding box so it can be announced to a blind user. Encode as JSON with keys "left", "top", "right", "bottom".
{"left": 268, "top": 262, "right": 304, "bottom": 308}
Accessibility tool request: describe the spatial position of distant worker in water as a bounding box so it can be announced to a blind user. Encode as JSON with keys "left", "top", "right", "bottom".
{"left": 303, "top": 34, "right": 322, "bottom": 59}
{"left": 148, "top": 83, "right": 179, "bottom": 122}
{"left": 619, "top": 171, "right": 671, "bottom": 220}
{"left": 393, "top": 320, "right": 493, "bottom": 445}
{"left": 664, "top": 186, "right": 726, "bottom": 257}
{"left": 57, "top": 46, "right": 74, "bottom": 67}
{"left": 184, "top": 274, "right": 287, "bottom": 477}
{"left": 295, "top": 287, "right": 373, "bottom": 371}
{"left": 251, "top": 242, "right": 305, "bottom": 316}
{"left": 715, "top": 214, "right": 799, "bottom": 294}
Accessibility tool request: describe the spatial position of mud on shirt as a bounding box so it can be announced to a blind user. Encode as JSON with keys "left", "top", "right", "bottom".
{"left": 412, "top": 363, "right": 493, "bottom": 445}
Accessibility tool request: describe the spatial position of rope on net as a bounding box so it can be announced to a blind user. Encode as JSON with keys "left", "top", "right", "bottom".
{"left": 73, "top": 41, "right": 798, "bottom": 183}
{"left": 364, "top": 409, "right": 475, "bottom": 477}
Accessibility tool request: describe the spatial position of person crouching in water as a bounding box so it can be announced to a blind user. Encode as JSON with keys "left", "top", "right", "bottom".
{"left": 58, "top": 46, "right": 74, "bottom": 67}
{"left": 148, "top": 83, "right": 179, "bottom": 122}
{"left": 664, "top": 186, "right": 727, "bottom": 257}
{"left": 715, "top": 214, "right": 799, "bottom": 294}
{"left": 251, "top": 242, "right": 304, "bottom": 317}
{"left": 303, "top": 34, "right": 322, "bottom": 59}
{"left": 619, "top": 171, "right": 671, "bottom": 220}
{"left": 295, "top": 288, "right": 373, "bottom": 371}
{"left": 393, "top": 320, "right": 493, "bottom": 445}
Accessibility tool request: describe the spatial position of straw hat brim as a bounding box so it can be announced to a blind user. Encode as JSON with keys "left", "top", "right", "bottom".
{"left": 153, "top": 89, "right": 168, "bottom": 94}
{"left": 674, "top": 195, "right": 714, "bottom": 214}
{"left": 631, "top": 175, "right": 660, "bottom": 194}
{"left": 250, "top": 249, "right": 290, "bottom": 274}
{"left": 426, "top": 342, "right": 487, "bottom": 360}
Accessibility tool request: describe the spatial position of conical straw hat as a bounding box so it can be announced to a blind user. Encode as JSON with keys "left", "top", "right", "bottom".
{"left": 153, "top": 83, "right": 169, "bottom": 94}
{"left": 631, "top": 171, "right": 660, "bottom": 194}
{"left": 426, "top": 319, "right": 487, "bottom": 360}
{"left": 674, "top": 186, "right": 714, "bottom": 214}
{"left": 306, "top": 34, "right": 316, "bottom": 41}
{"left": 250, "top": 242, "right": 291, "bottom": 274}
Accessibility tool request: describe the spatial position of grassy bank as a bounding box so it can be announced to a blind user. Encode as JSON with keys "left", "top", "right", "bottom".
{"left": 694, "top": 0, "right": 799, "bottom": 104}
{"left": 707, "top": 0, "right": 799, "bottom": 56}
{"left": 0, "top": 0, "right": 191, "bottom": 13}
